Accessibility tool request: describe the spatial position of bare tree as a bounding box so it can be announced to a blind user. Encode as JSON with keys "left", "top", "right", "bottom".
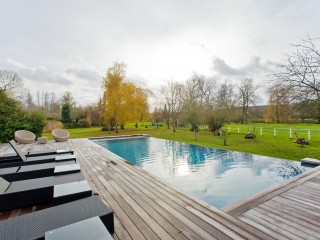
{"left": 161, "top": 81, "right": 184, "bottom": 132}
{"left": 181, "top": 74, "right": 204, "bottom": 140}
{"left": 237, "top": 78, "right": 259, "bottom": 124}
{"left": 0, "top": 70, "right": 24, "bottom": 100}
{"left": 198, "top": 76, "right": 216, "bottom": 106}
{"left": 264, "top": 82, "right": 294, "bottom": 123}
{"left": 25, "top": 91, "right": 35, "bottom": 109}
{"left": 274, "top": 36, "right": 320, "bottom": 122}
{"left": 215, "top": 80, "right": 236, "bottom": 119}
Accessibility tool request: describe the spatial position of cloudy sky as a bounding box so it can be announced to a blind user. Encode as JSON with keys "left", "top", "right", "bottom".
{"left": 1, "top": 0, "right": 320, "bottom": 105}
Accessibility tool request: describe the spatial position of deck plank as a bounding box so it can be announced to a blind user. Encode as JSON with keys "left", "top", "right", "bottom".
{"left": 2, "top": 138, "right": 320, "bottom": 239}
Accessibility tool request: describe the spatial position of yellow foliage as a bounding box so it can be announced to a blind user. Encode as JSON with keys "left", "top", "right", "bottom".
{"left": 101, "top": 62, "right": 149, "bottom": 128}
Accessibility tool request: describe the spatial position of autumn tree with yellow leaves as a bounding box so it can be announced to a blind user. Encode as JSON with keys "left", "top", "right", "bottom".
{"left": 101, "top": 62, "right": 149, "bottom": 132}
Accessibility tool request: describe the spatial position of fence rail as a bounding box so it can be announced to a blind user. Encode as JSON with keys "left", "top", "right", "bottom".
{"left": 221, "top": 126, "right": 320, "bottom": 140}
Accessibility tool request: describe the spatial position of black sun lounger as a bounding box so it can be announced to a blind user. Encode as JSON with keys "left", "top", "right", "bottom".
{"left": 0, "top": 140, "right": 76, "bottom": 168}
{"left": 0, "top": 160, "right": 79, "bottom": 181}
{"left": 0, "top": 143, "right": 74, "bottom": 161}
{"left": 0, "top": 171, "right": 91, "bottom": 212}
{"left": 0, "top": 196, "right": 114, "bottom": 240}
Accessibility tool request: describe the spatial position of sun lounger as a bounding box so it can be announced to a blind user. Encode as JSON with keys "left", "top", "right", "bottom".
{"left": 0, "top": 145, "right": 74, "bottom": 161}
{"left": 0, "top": 160, "right": 79, "bottom": 181}
{"left": 0, "top": 171, "right": 90, "bottom": 212}
{"left": 0, "top": 140, "right": 76, "bottom": 168}
{"left": 0, "top": 196, "right": 114, "bottom": 240}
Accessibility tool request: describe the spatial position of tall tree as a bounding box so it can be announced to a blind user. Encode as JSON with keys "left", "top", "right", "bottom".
{"left": 60, "top": 91, "right": 75, "bottom": 123}
{"left": 181, "top": 74, "right": 204, "bottom": 140}
{"left": 61, "top": 104, "right": 72, "bottom": 123}
{"left": 237, "top": 78, "right": 259, "bottom": 124}
{"left": 25, "top": 91, "right": 35, "bottom": 109}
{"left": 215, "top": 81, "right": 236, "bottom": 121}
{"left": 0, "top": 70, "right": 24, "bottom": 101}
{"left": 264, "top": 82, "right": 293, "bottom": 123}
{"left": 265, "top": 82, "right": 293, "bottom": 123}
{"left": 102, "top": 62, "right": 149, "bottom": 131}
{"left": 274, "top": 36, "right": 320, "bottom": 123}
{"left": 161, "top": 81, "right": 184, "bottom": 132}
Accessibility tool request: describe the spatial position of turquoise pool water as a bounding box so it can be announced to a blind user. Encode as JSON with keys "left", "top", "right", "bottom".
{"left": 94, "top": 137, "right": 312, "bottom": 208}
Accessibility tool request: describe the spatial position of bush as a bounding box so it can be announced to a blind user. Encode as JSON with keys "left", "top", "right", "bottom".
{"left": 23, "top": 110, "right": 46, "bottom": 137}
{"left": 101, "top": 126, "right": 115, "bottom": 131}
{"left": 0, "top": 91, "right": 24, "bottom": 143}
{"left": 0, "top": 92, "right": 46, "bottom": 142}
{"left": 78, "top": 119, "right": 90, "bottom": 128}
{"left": 43, "top": 120, "right": 64, "bottom": 133}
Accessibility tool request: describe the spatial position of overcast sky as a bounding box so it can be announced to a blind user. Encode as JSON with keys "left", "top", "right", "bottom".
{"left": 1, "top": 0, "right": 320, "bottom": 106}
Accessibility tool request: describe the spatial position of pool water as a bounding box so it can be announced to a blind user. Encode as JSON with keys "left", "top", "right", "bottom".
{"left": 94, "top": 137, "right": 312, "bottom": 208}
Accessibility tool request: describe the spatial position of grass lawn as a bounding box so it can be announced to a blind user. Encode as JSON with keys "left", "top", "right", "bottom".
{"left": 43, "top": 123, "right": 320, "bottom": 161}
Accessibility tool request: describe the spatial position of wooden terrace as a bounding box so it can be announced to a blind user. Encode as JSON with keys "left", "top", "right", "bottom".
{"left": 1, "top": 138, "right": 320, "bottom": 239}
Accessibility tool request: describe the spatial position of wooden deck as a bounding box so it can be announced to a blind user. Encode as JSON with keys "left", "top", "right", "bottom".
{"left": 223, "top": 162, "right": 320, "bottom": 240}
{"left": 1, "top": 138, "right": 320, "bottom": 239}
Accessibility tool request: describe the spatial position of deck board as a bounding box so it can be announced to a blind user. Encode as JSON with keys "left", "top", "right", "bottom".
{"left": 1, "top": 138, "right": 320, "bottom": 239}
{"left": 224, "top": 156, "right": 320, "bottom": 240}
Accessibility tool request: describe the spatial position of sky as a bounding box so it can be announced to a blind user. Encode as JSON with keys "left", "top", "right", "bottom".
{"left": 1, "top": 0, "right": 320, "bottom": 106}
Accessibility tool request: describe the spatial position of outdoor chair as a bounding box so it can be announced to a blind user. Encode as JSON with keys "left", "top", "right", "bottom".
{"left": 0, "top": 140, "right": 76, "bottom": 168}
{"left": 14, "top": 130, "right": 36, "bottom": 144}
{"left": 0, "top": 161, "right": 79, "bottom": 181}
{"left": 0, "top": 171, "right": 91, "bottom": 212}
{"left": 52, "top": 128, "right": 70, "bottom": 142}
{"left": 0, "top": 196, "right": 114, "bottom": 240}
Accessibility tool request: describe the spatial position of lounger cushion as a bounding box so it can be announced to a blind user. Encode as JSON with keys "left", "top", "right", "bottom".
{"left": 0, "top": 196, "right": 114, "bottom": 240}
{"left": 0, "top": 172, "right": 85, "bottom": 211}
{"left": 0, "top": 177, "right": 10, "bottom": 194}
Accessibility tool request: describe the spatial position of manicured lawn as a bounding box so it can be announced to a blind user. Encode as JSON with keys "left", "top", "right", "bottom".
{"left": 43, "top": 123, "right": 320, "bottom": 161}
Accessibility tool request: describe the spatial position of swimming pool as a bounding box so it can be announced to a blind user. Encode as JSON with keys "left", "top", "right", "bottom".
{"left": 94, "top": 137, "right": 312, "bottom": 208}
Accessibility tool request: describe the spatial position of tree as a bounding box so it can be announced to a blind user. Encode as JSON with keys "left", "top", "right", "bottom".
{"left": 264, "top": 82, "right": 293, "bottom": 123}
{"left": 61, "top": 104, "right": 72, "bottom": 123}
{"left": 60, "top": 91, "right": 75, "bottom": 123}
{"left": 163, "top": 104, "right": 170, "bottom": 129}
{"left": 25, "top": 91, "right": 36, "bottom": 109}
{"left": 214, "top": 81, "right": 235, "bottom": 126}
{"left": 237, "top": 78, "right": 259, "bottom": 124}
{"left": 0, "top": 70, "right": 24, "bottom": 100}
{"left": 181, "top": 74, "right": 205, "bottom": 140}
{"left": 152, "top": 107, "right": 163, "bottom": 129}
{"left": 273, "top": 36, "right": 320, "bottom": 123}
{"left": 161, "top": 81, "right": 184, "bottom": 132}
{"left": 101, "top": 62, "right": 149, "bottom": 132}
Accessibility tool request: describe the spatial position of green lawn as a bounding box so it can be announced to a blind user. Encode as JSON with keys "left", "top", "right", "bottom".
{"left": 43, "top": 123, "right": 320, "bottom": 161}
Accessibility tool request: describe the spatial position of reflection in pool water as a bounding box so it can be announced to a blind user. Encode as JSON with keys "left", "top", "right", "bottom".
{"left": 94, "top": 137, "right": 312, "bottom": 208}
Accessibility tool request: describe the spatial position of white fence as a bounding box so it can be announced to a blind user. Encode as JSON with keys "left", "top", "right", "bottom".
{"left": 221, "top": 126, "right": 320, "bottom": 140}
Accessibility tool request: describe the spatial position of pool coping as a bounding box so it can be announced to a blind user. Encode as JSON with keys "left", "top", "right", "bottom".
{"left": 88, "top": 134, "right": 150, "bottom": 141}
{"left": 222, "top": 164, "right": 320, "bottom": 216}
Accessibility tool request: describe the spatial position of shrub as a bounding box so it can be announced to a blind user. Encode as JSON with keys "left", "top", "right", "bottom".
{"left": 43, "top": 120, "right": 64, "bottom": 133}
{"left": 0, "top": 91, "right": 24, "bottom": 143}
{"left": 23, "top": 110, "right": 46, "bottom": 137}
{"left": 78, "top": 119, "right": 90, "bottom": 128}
{"left": 0, "top": 92, "right": 46, "bottom": 142}
{"left": 101, "top": 126, "right": 115, "bottom": 131}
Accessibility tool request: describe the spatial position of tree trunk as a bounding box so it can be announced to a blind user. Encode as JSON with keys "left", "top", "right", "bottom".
{"left": 194, "top": 129, "right": 197, "bottom": 141}
{"left": 224, "top": 139, "right": 227, "bottom": 146}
